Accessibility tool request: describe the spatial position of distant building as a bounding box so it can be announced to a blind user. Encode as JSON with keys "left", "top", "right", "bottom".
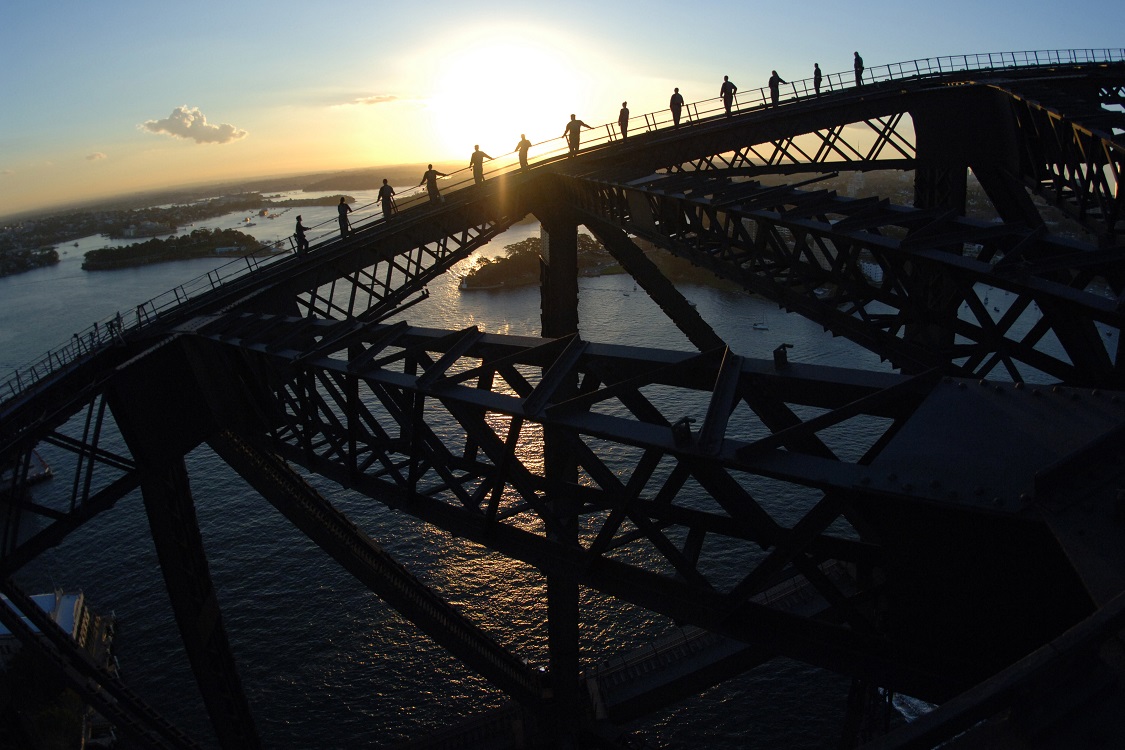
{"left": 0, "top": 590, "right": 109, "bottom": 665}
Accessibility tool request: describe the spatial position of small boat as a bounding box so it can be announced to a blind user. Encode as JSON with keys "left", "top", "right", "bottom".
{"left": 752, "top": 323, "right": 769, "bottom": 330}
{"left": 0, "top": 449, "right": 52, "bottom": 500}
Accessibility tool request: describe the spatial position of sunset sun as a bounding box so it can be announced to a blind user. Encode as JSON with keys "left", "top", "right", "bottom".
{"left": 427, "top": 33, "right": 584, "bottom": 162}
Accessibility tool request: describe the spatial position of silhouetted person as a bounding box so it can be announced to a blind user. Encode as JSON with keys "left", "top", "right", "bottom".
{"left": 378, "top": 179, "right": 397, "bottom": 219}
{"left": 720, "top": 75, "right": 737, "bottom": 117}
{"left": 768, "top": 70, "right": 786, "bottom": 107}
{"left": 295, "top": 215, "right": 310, "bottom": 254}
{"left": 420, "top": 164, "right": 447, "bottom": 202}
{"left": 469, "top": 145, "right": 492, "bottom": 184}
{"left": 618, "top": 101, "right": 629, "bottom": 140}
{"left": 813, "top": 63, "right": 822, "bottom": 96}
{"left": 854, "top": 51, "right": 864, "bottom": 87}
{"left": 337, "top": 197, "right": 352, "bottom": 238}
{"left": 670, "top": 87, "right": 684, "bottom": 128}
{"left": 516, "top": 134, "right": 532, "bottom": 170}
{"left": 563, "top": 114, "right": 591, "bottom": 156}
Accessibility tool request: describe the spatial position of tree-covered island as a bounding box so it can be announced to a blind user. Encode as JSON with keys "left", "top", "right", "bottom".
{"left": 82, "top": 228, "right": 279, "bottom": 270}
{"left": 460, "top": 235, "right": 619, "bottom": 289}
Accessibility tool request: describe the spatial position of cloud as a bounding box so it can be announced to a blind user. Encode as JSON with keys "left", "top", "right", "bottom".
{"left": 0, "top": 169, "right": 12, "bottom": 176}
{"left": 86, "top": 152, "right": 107, "bottom": 161}
{"left": 329, "top": 93, "right": 403, "bottom": 109}
{"left": 354, "top": 94, "right": 398, "bottom": 106}
{"left": 140, "top": 106, "right": 248, "bottom": 144}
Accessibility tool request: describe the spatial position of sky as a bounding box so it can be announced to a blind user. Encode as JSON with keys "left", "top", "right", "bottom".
{"left": 2, "top": 0, "right": 1123, "bottom": 220}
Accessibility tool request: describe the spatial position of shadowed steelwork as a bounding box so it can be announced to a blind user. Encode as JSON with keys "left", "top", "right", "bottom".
{"left": 2, "top": 51, "right": 1125, "bottom": 749}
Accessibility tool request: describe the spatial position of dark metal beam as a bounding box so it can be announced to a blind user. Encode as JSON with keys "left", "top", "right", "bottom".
{"left": 139, "top": 457, "right": 261, "bottom": 750}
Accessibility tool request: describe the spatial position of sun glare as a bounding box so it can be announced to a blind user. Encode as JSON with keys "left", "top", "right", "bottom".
{"left": 427, "top": 33, "right": 584, "bottom": 161}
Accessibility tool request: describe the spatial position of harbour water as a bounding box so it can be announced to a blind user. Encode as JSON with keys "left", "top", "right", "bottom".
{"left": 3, "top": 196, "right": 901, "bottom": 748}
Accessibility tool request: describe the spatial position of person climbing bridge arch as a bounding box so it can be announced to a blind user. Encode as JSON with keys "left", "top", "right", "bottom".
{"left": 563, "top": 114, "right": 592, "bottom": 156}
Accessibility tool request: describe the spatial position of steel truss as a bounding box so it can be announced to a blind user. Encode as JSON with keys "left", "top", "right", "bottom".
{"left": 0, "top": 391, "right": 138, "bottom": 569}
{"left": 562, "top": 173, "right": 1125, "bottom": 387}
{"left": 3, "top": 58, "right": 1125, "bottom": 748}
{"left": 671, "top": 112, "right": 915, "bottom": 176}
{"left": 285, "top": 206, "right": 512, "bottom": 322}
{"left": 0, "top": 197, "right": 513, "bottom": 563}
{"left": 1000, "top": 84, "right": 1125, "bottom": 243}
{"left": 190, "top": 313, "right": 1033, "bottom": 699}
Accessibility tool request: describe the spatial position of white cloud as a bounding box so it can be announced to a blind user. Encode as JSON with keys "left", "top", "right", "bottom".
{"left": 329, "top": 93, "right": 404, "bottom": 109}
{"left": 354, "top": 94, "right": 398, "bottom": 106}
{"left": 86, "top": 152, "right": 107, "bottom": 161}
{"left": 140, "top": 106, "right": 248, "bottom": 144}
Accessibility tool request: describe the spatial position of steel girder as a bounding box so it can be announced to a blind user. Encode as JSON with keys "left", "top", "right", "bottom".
{"left": 1000, "top": 83, "right": 1125, "bottom": 243}
{"left": 0, "top": 390, "right": 139, "bottom": 568}
{"left": 281, "top": 203, "right": 512, "bottom": 322}
{"left": 560, "top": 172, "right": 1125, "bottom": 387}
{"left": 0, "top": 189, "right": 518, "bottom": 748}
{"left": 206, "top": 429, "right": 547, "bottom": 707}
{"left": 136, "top": 458, "right": 262, "bottom": 750}
{"left": 666, "top": 110, "right": 916, "bottom": 177}
{"left": 0, "top": 194, "right": 513, "bottom": 420}
{"left": 0, "top": 194, "right": 514, "bottom": 565}
{"left": 187, "top": 313, "right": 1014, "bottom": 699}
{"left": 1, "top": 60, "right": 1123, "bottom": 746}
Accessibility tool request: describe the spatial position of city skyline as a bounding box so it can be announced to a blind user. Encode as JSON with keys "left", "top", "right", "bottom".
{"left": 4, "top": 0, "right": 1123, "bottom": 219}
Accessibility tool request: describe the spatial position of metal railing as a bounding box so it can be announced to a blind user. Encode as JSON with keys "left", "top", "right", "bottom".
{"left": 4, "top": 48, "right": 1123, "bottom": 406}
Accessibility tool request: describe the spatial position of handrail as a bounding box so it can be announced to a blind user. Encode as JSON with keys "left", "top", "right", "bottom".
{"left": 3, "top": 48, "right": 1123, "bottom": 407}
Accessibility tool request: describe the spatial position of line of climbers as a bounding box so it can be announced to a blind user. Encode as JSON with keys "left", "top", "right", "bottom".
{"left": 296, "top": 50, "right": 867, "bottom": 249}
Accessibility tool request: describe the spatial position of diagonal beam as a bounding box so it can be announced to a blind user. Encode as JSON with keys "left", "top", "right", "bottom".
{"left": 209, "top": 429, "right": 546, "bottom": 706}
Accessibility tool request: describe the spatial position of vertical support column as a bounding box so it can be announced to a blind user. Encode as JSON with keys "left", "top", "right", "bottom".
{"left": 540, "top": 213, "right": 580, "bottom": 339}
{"left": 913, "top": 162, "right": 967, "bottom": 216}
{"left": 141, "top": 457, "right": 261, "bottom": 750}
{"left": 537, "top": 211, "right": 586, "bottom": 742}
{"left": 907, "top": 97, "right": 975, "bottom": 368}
